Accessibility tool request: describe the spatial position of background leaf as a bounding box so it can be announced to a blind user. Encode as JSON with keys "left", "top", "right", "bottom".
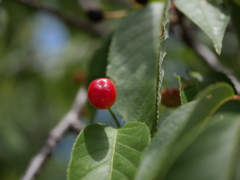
{"left": 227, "top": 0, "right": 240, "bottom": 43}
{"left": 174, "top": 0, "right": 230, "bottom": 54}
{"left": 67, "top": 122, "right": 150, "bottom": 180}
{"left": 135, "top": 83, "right": 235, "bottom": 180}
{"left": 87, "top": 34, "right": 112, "bottom": 121}
{"left": 233, "top": 0, "right": 240, "bottom": 6}
{"left": 107, "top": 2, "right": 165, "bottom": 135}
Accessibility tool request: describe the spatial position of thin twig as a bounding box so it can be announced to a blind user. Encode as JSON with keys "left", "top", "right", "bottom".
{"left": 11, "top": 0, "right": 104, "bottom": 37}
{"left": 175, "top": 12, "right": 240, "bottom": 94}
{"left": 104, "top": 10, "right": 128, "bottom": 19}
{"left": 21, "top": 88, "right": 87, "bottom": 180}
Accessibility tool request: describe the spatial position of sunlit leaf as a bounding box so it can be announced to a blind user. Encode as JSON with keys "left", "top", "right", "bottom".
{"left": 68, "top": 122, "right": 150, "bottom": 180}
{"left": 174, "top": 0, "right": 231, "bottom": 54}
{"left": 107, "top": 2, "right": 165, "bottom": 135}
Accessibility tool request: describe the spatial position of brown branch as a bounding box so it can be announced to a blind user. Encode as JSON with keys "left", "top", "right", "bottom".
{"left": 104, "top": 10, "right": 128, "bottom": 19}
{"left": 12, "top": 0, "right": 104, "bottom": 37}
{"left": 21, "top": 87, "right": 87, "bottom": 180}
{"left": 175, "top": 12, "right": 240, "bottom": 94}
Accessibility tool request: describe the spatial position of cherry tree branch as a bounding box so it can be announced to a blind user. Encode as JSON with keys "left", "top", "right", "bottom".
{"left": 174, "top": 12, "right": 240, "bottom": 94}
{"left": 11, "top": 0, "right": 104, "bottom": 37}
{"left": 21, "top": 87, "right": 87, "bottom": 180}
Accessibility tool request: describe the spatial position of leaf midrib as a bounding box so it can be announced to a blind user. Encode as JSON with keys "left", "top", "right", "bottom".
{"left": 108, "top": 130, "right": 118, "bottom": 180}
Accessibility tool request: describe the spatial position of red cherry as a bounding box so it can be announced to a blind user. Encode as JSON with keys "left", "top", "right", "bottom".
{"left": 88, "top": 78, "right": 117, "bottom": 109}
{"left": 161, "top": 88, "right": 181, "bottom": 108}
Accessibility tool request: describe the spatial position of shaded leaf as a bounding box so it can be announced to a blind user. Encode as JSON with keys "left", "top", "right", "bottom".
{"left": 68, "top": 122, "right": 150, "bottom": 180}
{"left": 182, "top": 82, "right": 234, "bottom": 132}
{"left": 234, "top": 0, "right": 240, "bottom": 6}
{"left": 135, "top": 102, "right": 197, "bottom": 180}
{"left": 216, "top": 100, "right": 240, "bottom": 114}
{"left": 228, "top": 0, "right": 240, "bottom": 43}
{"left": 107, "top": 3, "right": 165, "bottom": 135}
{"left": 162, "top": 113, "right": 240, "bottom": 180}
{"left": 174, "top": 0, "right": 231, "bottom": 54}
{"left": 135, "top": 83, "right": 235, "bottom": 180}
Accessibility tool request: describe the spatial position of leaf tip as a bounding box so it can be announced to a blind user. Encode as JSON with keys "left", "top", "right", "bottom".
{"left": 215, "top": 45, "right": 222, "bottom": 55}
{"left": 216, "top": 50, "right": 221, "bottom": 55}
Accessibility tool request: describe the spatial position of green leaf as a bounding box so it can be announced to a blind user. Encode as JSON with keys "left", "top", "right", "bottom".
{"left": 216, "top": 100, "right": 240, "bottom": 114}
{"left": 180, "top": 82, "right": 234, "bottom": 134}
{"left": 208, "top": 0, "right": 224, "bottom": 5}
{"left": 87, "top": 35, "right": 112, "bottom": 121}
{"left": 174, "top": 0, "right": 231, "bottom": 54}
{"left": 162, "top": 113, "right": 240, "bottom": 180}
{"left": 157, "top": 0, "right": 170, "bottom": 122}
{"left": 135, "top": 83, "right": 235, "bottom": 180}
{"left": 174, "top": 74, "right": 188, "bottom": 105}
{"left": 135, "top": 102, "right": 197, "bottom": 180}
{"left": 195, "top": 82, "right": 234, "bottom": 100}
{"left": 178, "top": 71, "right": 236, "bottom": 102}
{"left": 67, "top": 122, "right": 150, "bottom": 180}
{"left": 107, "top": 2, "right": 165, "bottom": 135}
{"left": 234, "top": 0, "right": 240, "bottom": 6}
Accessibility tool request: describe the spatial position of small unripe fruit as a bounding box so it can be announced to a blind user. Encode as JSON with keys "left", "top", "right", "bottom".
{"left": 73, "top": 70, "right": 87, "bottom": 84}
{"left": 135, "top": 0, "right": 148, "bottom": 5}
{"left": 88, "top": 78, "right": 117, "bottom": 109}
{"left": 161, "top": 88, "right": 181, "bottom": 108}
{"left": 86, "top": 9, "right": 104, "bottom": 22}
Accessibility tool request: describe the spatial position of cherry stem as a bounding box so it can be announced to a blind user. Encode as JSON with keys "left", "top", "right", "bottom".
{"left": 108, "top": 107, "right": 121, "bottom": 128}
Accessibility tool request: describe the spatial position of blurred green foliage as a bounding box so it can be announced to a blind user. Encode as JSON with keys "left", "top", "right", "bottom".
{"left": 0, "top": 0, "right": 239, "bottom": 179}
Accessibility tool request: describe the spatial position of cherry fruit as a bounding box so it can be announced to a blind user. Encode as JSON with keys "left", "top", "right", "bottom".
{"left": 161, "top": 88, "right": 181, "bottom": 108}
{"left": 88, "top": 78, "right": 117, "bottom": 109}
